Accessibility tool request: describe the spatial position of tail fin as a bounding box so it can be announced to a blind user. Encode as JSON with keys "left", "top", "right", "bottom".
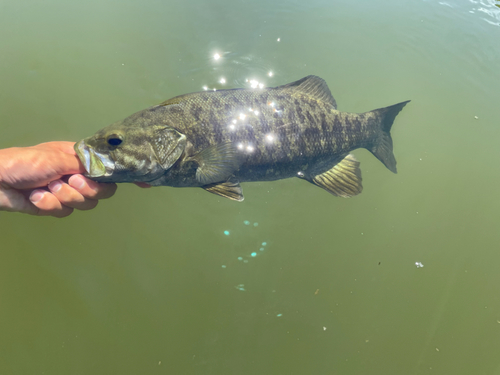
{"left": 368, "top": 100, "right": 410, "bottom": 174}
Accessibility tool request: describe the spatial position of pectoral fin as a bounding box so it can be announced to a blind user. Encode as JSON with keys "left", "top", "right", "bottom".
{"left": 202, "top": 178, "right": 244, "bottom": 202}
{"left": 192, "top": 142, "right": 243, "bottom": 185}
{"left": 311, "top": 154, "right": 363, "bottom": 197}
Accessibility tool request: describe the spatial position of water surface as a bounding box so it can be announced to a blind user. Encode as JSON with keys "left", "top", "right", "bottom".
{"left": 1, "top": 0, "right": 500, "bottom": 374}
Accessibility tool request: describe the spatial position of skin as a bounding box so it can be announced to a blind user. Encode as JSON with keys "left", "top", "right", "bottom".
{"left": 0, "top": 142, "right": 118, "bottom": 218}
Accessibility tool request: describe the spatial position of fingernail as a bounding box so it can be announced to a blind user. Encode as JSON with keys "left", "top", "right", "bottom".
{"left": 69, "top": 175, "right": 85, "bottom": 190}
{"left": 48, "top": 180, "right": 63, "bottom": 193}
{"left": 30, "top": 191, "right": 45, "bottom": 203}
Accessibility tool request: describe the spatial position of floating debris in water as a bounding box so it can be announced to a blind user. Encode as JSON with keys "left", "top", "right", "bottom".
{"left": 277, "top": 313, "right": 283, "bottom": 317}
{"left": 253, "top": 222, "right": 259, "bottom": 227}
{"left": 415, "top": 262, "right": 424, "bottom": 268}
{"left": 237, "top": 257, "right": 243, "bottom": 261}
{"left": 474, "top": 116, "right": 478, "bottom": 119}
{"left": 251, "top": 252, "right": 257, "bottom": 257}
{"left": 224, "top": 230, "right": 230, "bottom": 236}
{"left": 262, "top": 242, "right": 267, "bottom": 246}
{"left": 235, "top": 284, "right": 245, "bottom": 291}
{"left": 221, "top": 265, "right": 226, "bottom": 268}
{"left": 243, "top": 220, "right": 250, "bottom": 225}
{"left": 323, "top": 326, "right": 327, "bottom": 331}
{"left": 243, "top": 260, "right": 249, "bottom": 263}
{"left": 259, "top": 247, "right": 265, "bottom": 251}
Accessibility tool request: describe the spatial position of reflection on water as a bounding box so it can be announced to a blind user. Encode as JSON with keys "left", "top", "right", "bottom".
{"left": 467, "top": 0, "right": 500, "bottom": 25}
{"left": 204, "top": 50, "right": 275, "bottom": 91}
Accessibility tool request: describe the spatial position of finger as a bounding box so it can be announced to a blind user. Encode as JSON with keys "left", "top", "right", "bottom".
{"left": 48, "top": 180, "right": 98, "bottom": 210}
{"left": 29, "top": 190, "right": 74, "bottom": 218}
{"left": 36, "top": 141, "right": 77, "bottom": 155}
{"left": 32, "top": 142, "right": 87, "bottom": 175}
{"left": 68, "top": 174, "right": 117, "bottom": 200}
{"left": 0, "top": 186, "right": 39, "bottom": 215}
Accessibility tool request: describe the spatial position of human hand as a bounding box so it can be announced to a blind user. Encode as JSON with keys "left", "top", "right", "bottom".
{"left": 0, "top": 142, "right": 117, "bottom": 218}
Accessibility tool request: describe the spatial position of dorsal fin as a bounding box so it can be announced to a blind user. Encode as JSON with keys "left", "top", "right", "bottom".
{"left": 277, "top": 75, "right": 337, "bottom": 109}
{"left": 158, "top": 76, "right": 337, "bottom": 108}
{"left": 159, "top": 93, "right": 195, "bottom": 106}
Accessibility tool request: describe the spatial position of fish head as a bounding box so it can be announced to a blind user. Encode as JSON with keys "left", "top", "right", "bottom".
{"left": 74, "top": 121, "right": 187, "bottom": 183}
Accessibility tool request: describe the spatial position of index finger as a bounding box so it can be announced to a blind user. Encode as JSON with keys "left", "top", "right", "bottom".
{"left": 35, "top": 141, "right": 78, "bottom": 155}
{"left": 31, "top": 141, "right": 87, "bottom": 176}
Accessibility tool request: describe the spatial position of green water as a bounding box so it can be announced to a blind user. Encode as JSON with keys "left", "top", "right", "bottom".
{"left": 1, "top": 0, "right": 500, "bottom": 373}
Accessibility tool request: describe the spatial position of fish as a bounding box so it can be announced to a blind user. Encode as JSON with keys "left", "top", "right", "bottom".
{"left": 74, "top": 76, "right": 410, "bottom": 202}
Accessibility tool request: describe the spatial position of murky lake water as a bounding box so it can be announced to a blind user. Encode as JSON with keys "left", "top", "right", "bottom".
{"left": 1, "top": 0, "right": 500, "bottom": 373}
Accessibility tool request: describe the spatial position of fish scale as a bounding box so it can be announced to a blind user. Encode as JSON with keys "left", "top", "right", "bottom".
{"left": 75, "top": 76, "right": 409, "bottom": 201}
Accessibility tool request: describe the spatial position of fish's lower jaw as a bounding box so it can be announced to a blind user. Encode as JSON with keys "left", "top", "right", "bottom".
{"left": 74, "top": 140, "right": 115, "bottom": 178}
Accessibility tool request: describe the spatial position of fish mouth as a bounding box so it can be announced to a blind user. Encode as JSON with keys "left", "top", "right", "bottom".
{"left": 75, "top": 140, "right": 115, "bottom": 178}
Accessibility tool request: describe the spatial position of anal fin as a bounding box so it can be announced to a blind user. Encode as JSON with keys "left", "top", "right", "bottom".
{"left": 311, "top": 154, "right": 363, "bottom": 198}
{"left": 202, "top": 178, "right": 244, "bottom": 202}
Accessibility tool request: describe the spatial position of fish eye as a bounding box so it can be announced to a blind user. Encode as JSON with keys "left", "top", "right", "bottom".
{"left": 107, "top": 135, "right": 123, "bottom": 146}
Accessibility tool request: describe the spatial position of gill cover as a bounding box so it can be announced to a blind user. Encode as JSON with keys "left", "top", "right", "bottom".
{"left": 151, "top": 127, "right": 187, "bottom": 170}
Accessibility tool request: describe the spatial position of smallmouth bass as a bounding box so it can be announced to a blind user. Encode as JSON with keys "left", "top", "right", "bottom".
{"left": 75, "top": 76, "right": 410, "bottom": 201}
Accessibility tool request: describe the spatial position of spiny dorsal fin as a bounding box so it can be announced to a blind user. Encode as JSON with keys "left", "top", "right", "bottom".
{"left": 278, "top": 75, "right": 337, "bottom": 109}
{"left": 311, "top": 154, "right": 362, "bottom": 197}
{"left": 203, "top": 178, "right": 244, "bottom": 202}
{"left": 192, "top": 142, "right": 243, "bottom": 185}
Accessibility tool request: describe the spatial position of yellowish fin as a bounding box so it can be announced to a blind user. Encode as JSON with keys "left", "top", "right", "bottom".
{"left": 203, "top": 179, "right": 244, "bottom": 202}
{"left": 311, "top": 154, "right": 362, "bottom": 198}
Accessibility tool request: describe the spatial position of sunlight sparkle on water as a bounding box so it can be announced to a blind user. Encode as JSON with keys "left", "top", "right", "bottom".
{"left": 248, "top": 79, "right": 266, "bottom": 89}
{"left": 213, "top": 53, "right": 221, "bottom": 60}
